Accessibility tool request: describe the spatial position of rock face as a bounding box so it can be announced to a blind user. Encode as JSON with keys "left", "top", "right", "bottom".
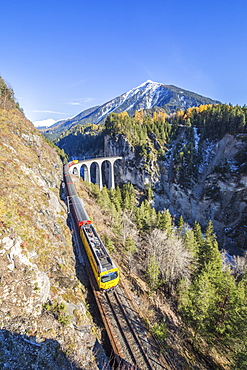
{"left": 0, "top": 106, "right": 98, "bottom": 369}
{"left": 0, "top": 235, "right": 50, "bottom": 315}
{"left": 160, "top": 133, "right": 247, "bottom": 253}
{"left": 104, "top": 134, "right": 160, "bottom": 188}
{"left": 104, "top": 132, "right": 247, "bottom": 253}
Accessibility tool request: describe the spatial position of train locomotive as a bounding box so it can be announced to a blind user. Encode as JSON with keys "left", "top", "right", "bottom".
{"left": 64, "top": 161, "right": 119, "bottom": 291}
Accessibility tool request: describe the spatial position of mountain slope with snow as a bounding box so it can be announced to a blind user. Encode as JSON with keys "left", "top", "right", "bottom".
{"left": 40, "top": 80, "right": 220, "bottom": 139}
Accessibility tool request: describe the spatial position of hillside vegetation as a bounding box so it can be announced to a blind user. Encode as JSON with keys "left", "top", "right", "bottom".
{"left": 0, "top": 77, "right": 100, "bottom": 369}
{"left": 55, "top": 105, "right": 247, "bottom": 368}
{"left": 78, "top": 179, "right": 247, "bottom": 369}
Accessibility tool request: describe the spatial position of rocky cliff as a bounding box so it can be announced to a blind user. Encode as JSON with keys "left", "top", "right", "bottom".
{"left": 104, "top": 131, "right": 247, "bottom": 254}
{"left": 0, "top": 106, "right": 100, "bottom": 368}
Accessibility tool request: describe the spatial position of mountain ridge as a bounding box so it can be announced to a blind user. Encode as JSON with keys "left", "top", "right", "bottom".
{"left": 40, "top": 80, "right": 220, "bottom": 140}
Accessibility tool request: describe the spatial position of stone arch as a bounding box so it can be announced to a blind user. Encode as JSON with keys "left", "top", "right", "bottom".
{"left": 90, "top": 162, "right": 102, "bottom": 188}
{"left": 80, "top": 164, "right": 91, "bottom": 183}
{"left": 112, "top": 158, "right": 122, "bottom": 188}
{"left": 102, "top": 160, "right": 111, "bottom": 188}
{"left": 72, "top": 167, "right": 79, "bottom": 176}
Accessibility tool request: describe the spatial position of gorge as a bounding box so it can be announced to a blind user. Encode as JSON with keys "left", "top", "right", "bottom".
{"left": 56, "top": 107, "right": 247, "bottom": 255}
{"left": 1, "top": 76, "right": 247, "bottom": 369}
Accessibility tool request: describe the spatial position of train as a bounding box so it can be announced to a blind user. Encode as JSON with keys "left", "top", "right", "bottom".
{"left": 64, "top": 161, "right": 120, "bottom": 291}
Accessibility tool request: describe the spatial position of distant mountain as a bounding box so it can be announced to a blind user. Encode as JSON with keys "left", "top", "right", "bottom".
{"left": 40, "top": 80, "right": 220, "bottom": 139}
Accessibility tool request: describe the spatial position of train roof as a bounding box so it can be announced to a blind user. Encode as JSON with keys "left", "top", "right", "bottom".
{"left": 82, "top": 224, "right": 116, "bottom": 273}
{"left": 70, "top": 196, "right": 91, "bottom": 225}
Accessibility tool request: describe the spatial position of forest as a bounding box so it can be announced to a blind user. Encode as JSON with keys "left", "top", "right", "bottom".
{"left": 104, "top": 104, "right": 247, "bottom": 143}
{"left": 55, "top": 103, "right": 247, "bottom": 180}
{"left": 85, "top": 180, "right": 247, "bottom": 369}
{"left": 102, "top": 105, "right": 247, "bottom": 187}
{"left": 174, "top": 104, "right": 247, "bottom": 139}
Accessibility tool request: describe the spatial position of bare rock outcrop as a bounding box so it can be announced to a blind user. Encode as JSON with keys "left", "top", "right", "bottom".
{"left": 104, "top": 131, "right": 247, "bottom": 253}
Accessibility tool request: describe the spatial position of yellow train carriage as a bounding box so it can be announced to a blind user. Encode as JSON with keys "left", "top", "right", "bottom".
{"left": 80, "top": 224, "right": 119, "bottom": 290}
{"left": 99, "top": 268, "right": 119, "bottom": 290}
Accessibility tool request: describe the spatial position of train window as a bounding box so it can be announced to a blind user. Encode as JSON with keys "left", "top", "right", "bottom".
{"left": 101, "top": 271, "right": 118, "bottom": 283}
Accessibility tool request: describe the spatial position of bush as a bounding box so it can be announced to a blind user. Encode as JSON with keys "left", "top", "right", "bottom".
{"left": 43, "top": 301, "right": 72, "bottom": 326}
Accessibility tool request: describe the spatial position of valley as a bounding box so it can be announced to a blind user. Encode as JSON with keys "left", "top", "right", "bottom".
{"left": 1, "top": 76, "right": 247, "bottom": 369}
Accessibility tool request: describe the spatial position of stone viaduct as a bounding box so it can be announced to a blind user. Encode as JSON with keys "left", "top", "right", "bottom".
{"left": 69, "top": 156, "right": 122, "bottom": 189}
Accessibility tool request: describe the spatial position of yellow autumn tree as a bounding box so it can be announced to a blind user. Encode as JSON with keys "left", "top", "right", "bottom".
{"left": 134, "top": 109, "right": 144, "bottom": 123}
{"left": 119, "top": 111, "right": 129, "bottom": 121}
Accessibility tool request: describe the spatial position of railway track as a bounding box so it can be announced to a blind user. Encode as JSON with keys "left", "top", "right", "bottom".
{"left": 66, "top": 180, "right": 168, "bottom": 369}
{"left": 70, "top": 213, "right": 168, "bottom": 369}
{"left": 92, "top": 277, "right": 168, "bottom": 370}
{"left": 105, "top": 287, "right": 152, "bottom": 369}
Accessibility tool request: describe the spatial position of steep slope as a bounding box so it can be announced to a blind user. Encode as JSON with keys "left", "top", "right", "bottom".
{"left": 0, "top": 101, "right": 99, "bottom": 367}
{"left": 159, "top": 132, "right": 247, "bottom": 253}
{"left": 40, "top": 80, "right": 220, "bottom": 140}
{"left": 100, "top": 108, "right": 247, "bottom": 254}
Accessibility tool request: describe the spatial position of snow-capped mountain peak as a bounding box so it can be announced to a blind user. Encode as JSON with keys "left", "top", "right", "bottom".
{"left": 40, "top": 81, "right": 220, "bottom": 139}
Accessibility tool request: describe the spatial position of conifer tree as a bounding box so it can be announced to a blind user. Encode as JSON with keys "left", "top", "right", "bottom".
{"left": 98, "top": 186, "right": 112, "bottom": 211}
{"left": 145, "top": 184, "right": 153, "bottom": 201}
{"left": 157, "top": 209, "right": 173, "bottom": 235}
{"left": 122, "top": 182, "right": 136, "bottom": 211}
{"left": 141, "top": 200, "right": 152, "bottom": 230}
{"left": 181, "top": 268, "right": 217, "bottom": 337}
{"left": 178, "top": 219, "right": 247, "bottom": 349}
{"left": 183, "top": 229, "right": 199, "bottom": 260}
{"left": 177, "top": 215, "right": 185, "bottom": 235}
{"left": 193, "top": 221, "right": 204, "bottom": 252}
{"left": 146, "top": 255, "right": 160, "bottom": 290}
{"left": 150, "top": 207, "right": 157, "bottom": 230}
{"left": 109, "top": 186, "right": 122, "bottom": 212}
{"left": 231, "top": 275, "right": 247, "bottom": 367}
{"left": 125, "top": 235, "right": 136, "bottom": 253}
{"left": 135, "top": 200, "right": 149, "bottom": 231}
{"left": 90, "top": 182, "right": 101, "bottom": 200}
{"left": 199, "top": 220, "right": 222, "bottom": 270}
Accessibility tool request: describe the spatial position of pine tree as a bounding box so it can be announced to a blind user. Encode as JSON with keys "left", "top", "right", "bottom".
{"left": 211, "top": 268, "right": 238, "bottom": 337}
{"left": 199, "top": 220, "right": 222, "bottom": 270}
{"left": 109, "top": 186, "right": 122, "bottom": 212}
{"left": 149, "top": 207, "right": 157, "bottom": 230}
{"left": 193, "top": 221, "right": 204, "bottom": 252}
{"left": 122, "top": 182, "right": 136, "bottom": 211}
{"left": 183, "top": 229, "right": 199, "bottom": 259}
{"left": 232, "top": 275, "right": 247, "bottom": 367}
{"left": 98, "top": 186, "right": 112, "bottom": 211}
{"left": 157, "top": 209, "right": 173, "bottom": 235}
{"left": 182, "top": 268, "right": 217, "bottom": 337}
{"left": 142, "top": 200, "right": 152, "bottom": 230}
{"left": 135, "top": 201, "right": 145, "bottom": 230}
{"left": 125, "top": 235, "right": 136, "bottom": 253}
{"left": 90, "top": 182, "right": 101, "bottom": 200}
{"left": 179, "top": 220, "right": 245, "bottom": 347}
{"left": 177, "top": 215, "right": 185, "bottom": 235}
{"left": 145, "top": 184, "right": 153, "bottom": 201}
{"left": 146, "top": 255, "right": 160, "bottom": 290}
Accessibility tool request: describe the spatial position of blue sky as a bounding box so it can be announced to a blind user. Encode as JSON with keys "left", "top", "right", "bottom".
{"left": 1, "top": 0, "right": 247, "bottom": 126}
